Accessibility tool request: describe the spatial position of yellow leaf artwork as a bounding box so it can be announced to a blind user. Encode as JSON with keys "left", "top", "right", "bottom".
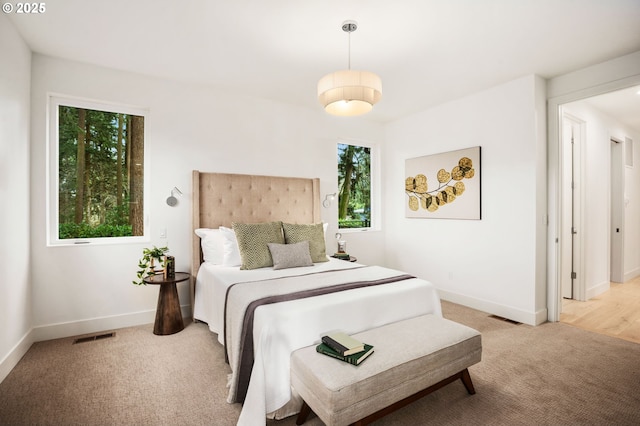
{"left": 405, "top": 147, "right": 481, "bottom": 219}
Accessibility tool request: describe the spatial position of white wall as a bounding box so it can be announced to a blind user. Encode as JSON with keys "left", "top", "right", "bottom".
{"left": 29, "top": 54, "right": 385, "bottom": 340}
{"left": 624, "top": 134, "right": 640, "bottom": 280}
{"left": 0, "top": 15, "right": 32, "bottom": 382}
{"left": 383, "top": 75, "right": 548, "bottom": 325}
{"left": 624, "top": 135, "right": 640, "bottom": 280}
{"left": 562, "top": 100, "right": 640, "bottom": 288}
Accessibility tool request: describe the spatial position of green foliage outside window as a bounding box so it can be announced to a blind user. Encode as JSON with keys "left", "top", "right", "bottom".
{"left": 57, "top": 105, "right": 145, "bottom": 239}
{"left": 337, "top": 143, "right": 371, "bottom": 229}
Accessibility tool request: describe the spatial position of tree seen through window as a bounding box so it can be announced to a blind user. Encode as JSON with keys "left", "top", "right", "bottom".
{"left": 337, "top": 143, "right": 371, "bottom": 229}
{"left": 57, "top": 105, "right": 144, "bottom": 239}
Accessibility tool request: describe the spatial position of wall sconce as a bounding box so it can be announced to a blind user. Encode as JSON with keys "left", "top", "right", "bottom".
{"left": 323, "top": 193, "right": 336, "bottom": 208}
{"left": 166, "top": 187, "right": 182, "bottom": 206}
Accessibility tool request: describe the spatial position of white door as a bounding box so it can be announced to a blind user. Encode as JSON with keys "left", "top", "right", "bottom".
{"left": 561, "top": 114, "right": 584, "bottom": 300}
{"left": 610, "top": 138, "right": 624, "bottom": 283}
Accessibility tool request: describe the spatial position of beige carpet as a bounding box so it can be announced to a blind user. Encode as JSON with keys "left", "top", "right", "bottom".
{"left": 1, "top": 301, "right": 639, "bottom": 425}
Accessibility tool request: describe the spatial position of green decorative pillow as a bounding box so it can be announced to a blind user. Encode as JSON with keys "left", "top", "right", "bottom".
{"left": 232, "top": 221, "right": 285, "bottom": 270}
{"left": 267, "top": 241, "right": 313, "bottom": 270}
{"left": 282, "top": 222, "right": 328, "bottom": 263}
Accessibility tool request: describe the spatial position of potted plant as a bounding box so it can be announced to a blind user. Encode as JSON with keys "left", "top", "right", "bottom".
{"left": 133, "top": 245, "right": 169, "bottom": 285}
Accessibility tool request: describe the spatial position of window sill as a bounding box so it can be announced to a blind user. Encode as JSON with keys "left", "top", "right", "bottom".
{"left": 47, "top": 236, "right": 150, "bottom": 247}
{"left": 336, "top": 227, "right": 381, "bottom": 234}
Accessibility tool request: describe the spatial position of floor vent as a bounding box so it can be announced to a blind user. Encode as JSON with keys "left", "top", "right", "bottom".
{"left": 489, "top": 315, "right": 522, "bottom": 325}
{"left": 73, "top": 332, "right": 116, "bottom": 344}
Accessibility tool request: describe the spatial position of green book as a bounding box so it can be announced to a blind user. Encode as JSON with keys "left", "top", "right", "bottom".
{"left": 322, "top": 332, "right": 365, "bottom": 355}
{"left": 316, "top": 343, "right": 374, "bottom": 366}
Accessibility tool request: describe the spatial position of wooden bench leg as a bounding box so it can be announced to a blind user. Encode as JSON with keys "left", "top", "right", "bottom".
{"left": 296, "top": 401, "right": 312, "bottom": 425}
{"left": 460, "top": 368, "right": 476, "bottom": 394}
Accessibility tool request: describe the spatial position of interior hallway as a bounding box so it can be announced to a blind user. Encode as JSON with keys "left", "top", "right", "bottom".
{"left": 561, "top": 276, "right": 640, "bottom": 345}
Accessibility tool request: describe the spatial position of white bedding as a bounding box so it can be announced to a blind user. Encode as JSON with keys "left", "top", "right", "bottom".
{"left": 194, "top": 258, "right": 363, "bottom": 344}
{"left": 194, "top": 258, "right": 442, "bottom": 426}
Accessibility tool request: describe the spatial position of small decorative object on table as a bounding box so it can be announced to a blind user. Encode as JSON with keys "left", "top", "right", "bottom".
{"left": 164, "top": 255, "right": 175, "bottom": 279}
{"left": 133, "top": 246, "right": 169, "bottom": 285}
{"left": 333, "top": 252, "right": 351, "bottom": 260}
{"left": 333, "top": 232, "right": 350, "bottom": 259}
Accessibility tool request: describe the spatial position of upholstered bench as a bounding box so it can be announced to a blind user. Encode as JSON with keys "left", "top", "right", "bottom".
{"left": 291, "top": 314, "right": 482, "bottom": 426}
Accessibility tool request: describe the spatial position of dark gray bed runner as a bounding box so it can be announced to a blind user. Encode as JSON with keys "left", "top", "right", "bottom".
{"left": 224, "top": 269, "right": 414, "bottom": 403}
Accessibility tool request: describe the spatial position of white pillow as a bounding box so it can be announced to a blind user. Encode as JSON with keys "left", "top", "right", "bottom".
{"left": 219, "top": 226, "right": 242, "bottom": 267}
{"left": 195, "top": 228, "right": 224, "bottom": 264}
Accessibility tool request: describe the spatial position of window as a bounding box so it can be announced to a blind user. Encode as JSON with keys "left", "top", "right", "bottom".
{"left": 48, "top": 95, "right": 148, "bottom": 245}
{"left": 337, "top": 142, "right": 373, "bottom": 230}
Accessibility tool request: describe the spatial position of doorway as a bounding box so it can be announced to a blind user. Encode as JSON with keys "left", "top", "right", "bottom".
{"left": 558, "top": 105, "right": 621, "bottom": 305}
{"left": 548, "top": 81, "right": 640, "bottom": 322}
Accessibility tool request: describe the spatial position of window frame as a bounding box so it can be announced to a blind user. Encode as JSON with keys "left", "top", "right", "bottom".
{"left": 336, "top": 138, "right": 380, "bottom": 233}
{"left": 47, "top": 94, "right": 150, "bottom": 246}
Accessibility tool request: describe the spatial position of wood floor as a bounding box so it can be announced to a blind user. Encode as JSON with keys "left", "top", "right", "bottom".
{"left": 561, "top": 275, "right": 640, "bottom": 345}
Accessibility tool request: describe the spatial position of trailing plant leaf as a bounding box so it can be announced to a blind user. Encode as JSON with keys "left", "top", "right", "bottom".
{"left": 133, "top": 245, "right": 169, "bottom": 285}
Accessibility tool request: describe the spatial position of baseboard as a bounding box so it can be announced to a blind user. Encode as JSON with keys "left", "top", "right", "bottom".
{"left": 624, "top": 267, "right": 640, "bottom": 283}
{"left": 438, "top": 289, "right": 547, "bottom": 326}
{"left": 0, "top": 329, "right": 35, "bottom": 384}
{"left": 586, "top": 281, "right": 610, "bottom": 300}
{"left": 32, "top": 304, "right": 192, "bottom": 342}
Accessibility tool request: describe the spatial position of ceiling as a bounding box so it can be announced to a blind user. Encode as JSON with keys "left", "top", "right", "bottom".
{"left": 7, "top": 0, "right": 640, "bottom": 124}
{"left": 580, "top": 86, "right": 640, "bottom": 132}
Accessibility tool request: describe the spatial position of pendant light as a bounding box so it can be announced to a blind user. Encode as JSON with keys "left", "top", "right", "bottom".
{"left": 318, "top": 21, "right": 382, "bottom": 116}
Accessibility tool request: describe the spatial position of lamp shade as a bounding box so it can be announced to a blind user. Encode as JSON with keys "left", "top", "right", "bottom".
{"left": 318, "top": 69, "right": 382, "bottom": 116}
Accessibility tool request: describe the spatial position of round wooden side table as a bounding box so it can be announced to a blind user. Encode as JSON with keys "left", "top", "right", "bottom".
{"left": 143, "top": 272, "right": 190, "bottom": 335}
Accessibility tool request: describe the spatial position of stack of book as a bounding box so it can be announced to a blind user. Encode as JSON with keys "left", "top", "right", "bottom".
{"left": 333, "top": 252, "right": 351, "bottom": 260}
{"left": 316, "top": 332, "right": 374, "bottom": 365}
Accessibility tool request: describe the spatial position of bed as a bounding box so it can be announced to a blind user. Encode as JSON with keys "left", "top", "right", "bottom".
{"left": 190, "top": 171, "right": 442, "bottom": 426}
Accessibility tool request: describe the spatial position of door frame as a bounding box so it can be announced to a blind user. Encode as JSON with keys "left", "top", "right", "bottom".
{"left": 547, "top": 75, "right": 640, "bottom": 322}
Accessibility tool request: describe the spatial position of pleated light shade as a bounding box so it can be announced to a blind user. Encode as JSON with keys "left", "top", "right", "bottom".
{"left": 317, "top": 69, "right": 382, "bottom": 116}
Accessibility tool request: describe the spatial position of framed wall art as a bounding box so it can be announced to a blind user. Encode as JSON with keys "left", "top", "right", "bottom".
{"left": 405, "top": 146, "right": 481, "bottom": 220}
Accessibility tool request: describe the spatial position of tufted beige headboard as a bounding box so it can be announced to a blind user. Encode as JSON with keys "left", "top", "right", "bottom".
{"left": 190, "top": 171, "right": 321, "bottom": 318}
